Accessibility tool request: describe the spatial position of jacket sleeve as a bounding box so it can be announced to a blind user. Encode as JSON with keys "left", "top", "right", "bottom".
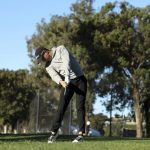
{"left": 46, "top": 66, "right": 62, "bottom": 84}
{"left": 59, "top": 45, "right": 71, "bottom": 83}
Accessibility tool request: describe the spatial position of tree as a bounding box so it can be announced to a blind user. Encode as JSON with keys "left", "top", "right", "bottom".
{"left": 94, "top": 2, "right": 150, "bottom": 138}
{"left": 0, "top": 69, "right": 35, "bottom": 132}
{"left": 96, "top": 68, "right": 132, "bottom": 137}
{"left": 90, "top": 113, "right": 108, "bottom": 130}
{"left": 140, "top": 4, "right": 150, "bottom": 138}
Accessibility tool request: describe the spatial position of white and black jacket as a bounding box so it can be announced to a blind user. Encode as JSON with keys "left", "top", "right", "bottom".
{"left": 45, "top": 45, "right": 84, "bottom": 84}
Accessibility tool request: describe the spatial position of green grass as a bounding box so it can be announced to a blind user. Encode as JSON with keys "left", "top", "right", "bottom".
{"left": 0, "top": 134, "right": 150, "bottom": 150}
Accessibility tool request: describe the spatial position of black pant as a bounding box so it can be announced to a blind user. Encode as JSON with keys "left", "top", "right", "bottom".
{"left": 51, "top": 75, "right": 87, "bottom": 134}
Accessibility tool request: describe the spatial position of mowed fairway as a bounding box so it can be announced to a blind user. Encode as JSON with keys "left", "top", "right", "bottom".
{"left": 0, "top": 134, "right": 150, "bottom": 150}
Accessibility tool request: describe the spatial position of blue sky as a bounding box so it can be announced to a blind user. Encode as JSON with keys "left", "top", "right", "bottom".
{"left": 0, "top": 0, "right": 149, "bottom": 115}
{"left": 0, "top": 0, "right": 149, "bottom": 70}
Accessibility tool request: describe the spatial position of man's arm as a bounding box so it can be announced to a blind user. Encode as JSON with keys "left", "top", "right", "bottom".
{"left": 46, "top": 66, "right": 62, "bottom": 84}
{"left": 59, "top": 45, "right": 71, "bottom": 84}
{"left": 46, "top": 66, "right": 68, "bottom": 88}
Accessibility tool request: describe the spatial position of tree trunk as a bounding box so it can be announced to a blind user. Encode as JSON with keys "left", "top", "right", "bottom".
{"left": 132, "top": 78, "right": 143, "bottom": 138}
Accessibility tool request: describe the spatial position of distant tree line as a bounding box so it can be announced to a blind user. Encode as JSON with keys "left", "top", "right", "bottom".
{"left": 0, "top": 69, "right": 35, "bottom": 132}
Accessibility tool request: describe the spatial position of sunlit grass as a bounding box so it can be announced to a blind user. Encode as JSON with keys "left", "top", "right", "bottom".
{"left": 0, "top": 134, "right": 150, "bottom": 150}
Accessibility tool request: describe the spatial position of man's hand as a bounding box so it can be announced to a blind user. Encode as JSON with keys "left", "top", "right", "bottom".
{"left": 59, "top": 80, "right": 68, "bottom": 88}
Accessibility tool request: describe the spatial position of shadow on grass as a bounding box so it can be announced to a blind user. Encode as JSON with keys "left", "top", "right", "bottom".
{"left": 0, "top": 134, "right": 78, "bottom": 142}
{"left": 0, "top": 134, "right": 150, "bottom": 143}
{"left": 0, "top": 134, "right": 48, "bottom": 142}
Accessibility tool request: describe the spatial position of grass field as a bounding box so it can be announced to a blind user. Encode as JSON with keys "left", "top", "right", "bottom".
{"left": 0, "top": 134, "right": 150, "bottom": 150}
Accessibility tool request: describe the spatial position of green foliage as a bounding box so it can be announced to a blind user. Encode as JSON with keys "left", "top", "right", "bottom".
{"left": 90, "top": 113, "right": 108, "bottom": 130}
{"left": 0, "top": 135, "right": 150, "bottom": 150}
{"left": 93, "top": 2, "right": 150, "bottom": 137}
{"left": 26, "top": 0, "right": 150, "bottom": 137}
{"left": 0, "top": 69, "right": 36, "bottom": 127}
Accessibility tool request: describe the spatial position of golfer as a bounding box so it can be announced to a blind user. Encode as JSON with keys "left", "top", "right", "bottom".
{"left": 35, "top": 45, "right": 87, "bottom": 143}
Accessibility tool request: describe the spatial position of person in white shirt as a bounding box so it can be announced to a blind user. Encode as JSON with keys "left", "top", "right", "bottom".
{"left": 35, "top": 45, "right": 87, "bottom": 143}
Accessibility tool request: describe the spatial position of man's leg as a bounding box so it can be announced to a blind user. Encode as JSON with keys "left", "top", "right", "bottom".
{"left": 72, "top": 76, "right": 87, "bottom": 143}
{"left": 75, "top": 76, "right": 87, "bottom": 134}
{"left": 51, "top": 86, "right": 74, "bottom": 133}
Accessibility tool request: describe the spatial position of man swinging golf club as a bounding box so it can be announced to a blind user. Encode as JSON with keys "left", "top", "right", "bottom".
{"left": 35, "top": 45, "right": 87, "bottom": 143}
